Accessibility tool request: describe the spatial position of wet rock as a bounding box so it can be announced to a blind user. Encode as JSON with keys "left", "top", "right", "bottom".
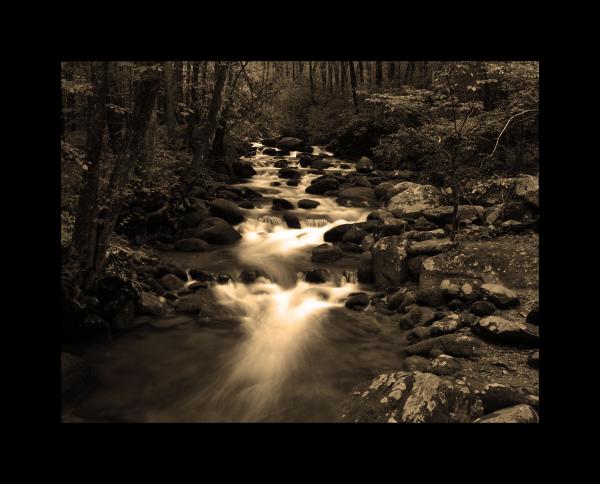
{"left": 298, "top": 156, "right": 315, "bottom": 168}
{"left": 216, "top": 274, "right": 232, "bottom": 284}
{"left": 182, "top": 209, "right": 211, "bottom": 228}
{"left": 311, "top": 243, "right": 343, "bottom": 262}
{"left": 370, "top": 236, "right": 410, "bottom": 290}
{"left": 527, "top": 351, "right": 539, "bottom": 368}
{"left": 163, "top": 291, "right": 178, "bottom": 300}
{"left": 286, "top": 179, "right": 300, "bottom": 187}
{"left": 137, "top": 292, "right": 165, "bottom": 316}
{"left": 274, "top": 159, "right": 288, "bottom": 168}
{"left": 174, "top": 238, "right": 209, "bottom": 252}
{"left": 336, "top": 187, "right": 378, "bottom": 208}
{"left": 429, "top": 354, "right": 462, "bottom": 376}
{"left": 324, "top": 223, "right": 353, "bottom": 242}
{"left": 232, "top": 160, "right": 257, "bottom": 179}
{"left": 403, "top": 334, "right": 484, "bottom": 358}
{"left": 338, "top": 371, "right": 483, "bottom": 423}
{"left": 276, "top": 136, "right": 307, "bottom": 150}
{"left": 272, "top": 198, "right": 294, "bottom": 210}
{"left": 386, "top": 289, "right": 406, "bottom": 310}
{"left": 159, "top": 274, "right": 185, "bottom": 292}
{"left": 481, "top": 283, "right": 520, "bottom": 308}
{"left": 278, "top": 167, "right": 301, "bottom": 179}
{"left": 208, "top": 199, "right": 245, "bottom": 225}
{"left": 187, "top": 281, "right": 207, "bottom": 291}
{"left": 526, "top": 302, "right": 539, "bottom": 325}
{"left": 357, "top": 251, "right": 373, "bottom": 284}
{"left": 262, "top": 147, "right": 278, "bottom": 156}
{"left": 306, "top": 177, "right": 339, "bottom": 194}
{"left": 239, "top": 269, "right": 265, "bottom": 284}
{"left": 195, "top": 217, "right": 242, "bottom": 245}
{"left": 61, "top": 353, "right": 93, "bottom": 405}
{"left": 398, "top": 306, "right": 436, "bottom": 329}
{"left": 283, "top": 212, "right": 301, "bottom": 229}
{"left": 470, "top": 300, "right": 497, "bottom": 316}
{"left": 356, "top": 156, "right": 375, "bottom": 174}
{"left": 447, "top": 298, "right": 465, "bottom": 310}
{"left": 406, "top": 326, "right": 433, "bottom": 344}
{"left": 340, "top": 241, "right": 363, "bottom": 253}
{"left": 189, "top": 269, "right": 215, "bottom": 282}
{"left": 261, "top": 137, "right": 278, "bottom": 147}
{"left": 238, "top": 200, "right": 255, "bottom": 209}
{"left": 474, "top": 404, "right": 538, "bottom": 423}
{"left": 473, "top": 316, "right": 539, "bottom": 346}
{"left": 345, "top": 292, "right": 369, "bottom": 310}
{"left": 298, "top": 199, "right": 319, "bottom": 209}
{"left": 312, "top": 160, "right": 333, "bottom": 170}
{"left": 305, "top": 268, "right": 331, "bottom": 283}
{"left": 373, "top": 218, "right": 410, "bottom": 238}
{"left": 407, "top": 238, "right": 455, "bottom": 257}
{"left": 386, "top": 183, "right": 444, "bottom": 218}
{"left": 342, "top": 226, "right": 368, "bottom": 244}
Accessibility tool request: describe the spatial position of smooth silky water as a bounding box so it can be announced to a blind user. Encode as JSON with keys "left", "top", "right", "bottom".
{"left": 69, "top": 143, "right": 406, "bottom": 422}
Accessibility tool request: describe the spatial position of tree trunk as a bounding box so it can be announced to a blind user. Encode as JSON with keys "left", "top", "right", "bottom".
{"left": 186, "top": 61, "right": 200, "bottom": 149}
{"left": 348, "top": 60, "right": 359, "bottom": 114}
{"left": 340, "top": 61, "right": 347, "bottom": 94}
{"left": 358, "top": 60, "right": 364, "bottom": 86}
{"left": 308, "top": 61, "right": 315, "bottom": 103}
{"left": 375, "top": 61, "right": 383, "bottom": 88}
{"left": 192, "top": 62, "right": 229, "bottom": 173}
{"left": 388, "top": 61, "right": 396, "bottom": 86}
{"left": 163, "top": 61, "right": 177, "bottom": 146}
{"left": 327, "top": 62, "right": 333, "bottom": 93}
{"left": 106, "top": 62, "right": 124, "bottom": 153}
{"left": 69, "top": 61, "right": 110, "bottom": 290}
{"left": 93, "top": 67, "right": 161, "bottom": 277}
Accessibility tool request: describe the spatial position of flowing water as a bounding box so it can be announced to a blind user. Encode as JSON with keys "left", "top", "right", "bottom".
{"left": 68, "top": 143, "right": 407, "bottom": 422}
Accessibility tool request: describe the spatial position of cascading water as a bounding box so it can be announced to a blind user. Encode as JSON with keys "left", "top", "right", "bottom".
{"left": 69, "top": 142, "right": 407, "bottom": 423}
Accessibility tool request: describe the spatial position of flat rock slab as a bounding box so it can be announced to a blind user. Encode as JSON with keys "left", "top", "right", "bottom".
{"left": 474, "top": 404, "right": 539, "bottom": 423}
{"left": 473, "top": 316, "right": 539, "bottom": 347}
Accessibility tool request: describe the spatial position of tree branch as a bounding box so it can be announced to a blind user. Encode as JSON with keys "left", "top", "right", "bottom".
{"left": 481, "top": 109, "right": 538, "bottom": 167}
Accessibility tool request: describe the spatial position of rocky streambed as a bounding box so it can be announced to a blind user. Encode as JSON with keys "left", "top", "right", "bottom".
{"left": 62, "top": 137, "right": 540, "bottom": 423}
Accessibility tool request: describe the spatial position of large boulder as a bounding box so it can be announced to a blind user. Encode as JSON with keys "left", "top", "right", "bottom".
{"left": 209, "top": 199, "right": 245, "bottom": 225}
{"left": 278, "top": 167, "right": 301, "bottom": 179}
{"left": 232, "top": 160, "right": 257, "bottom": 179}
{"left": 276, "top": 137, "right": 307, "bottom": 150}
{"left": 137, "top": 292, "right": 165, "bottom": 316}
{"left": 298, "top": 199, "right": 320, "bottom": 209}
{"left": 338, "top": 371, "right": 483, "bottom": 423}
{"left": 370, "top": 236, "right": 410, "bottom": 290}
{"left": 305, "top": 178, "right": 339, "bottom": 194}
{"left": 335, "top": 187, "right": 378, "bottom": 208}
{"left": 195, "top": 217, "right": 242, "bottom": 245}
{"left": 386, "top": 184, "right": 444, "bottom": 218}
{"left": 473, "top": 316, "right": 539, "bottom": 346}
{"left": 324, "top": 223, "right": 354, "bottom": 242}
{"left": 474, "top": 404, "right": 539, "bottom": 423}
{"left": 356, "top": 156, "right": 375, "bottom": 174}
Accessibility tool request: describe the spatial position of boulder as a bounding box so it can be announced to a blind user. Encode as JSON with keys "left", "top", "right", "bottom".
{"left": 155, "top": 262, "right": 187, "bottom": 281}
{"left": 182, "top": 209, "right": 210, "bottom": 228}
{"left": 298, "top": 199, "right": 319, "bottom": 209}
{"left": 283, "top": 213, "right": 301, "bottom": 229}
{"left": 370, "top": 236, "right": 410, "bottom": 290}
{"left": 208, "top": 199, "right": 245, "bottom": 225}
{"left": 386, "top": 184, "right": 444, "bottom": 218}
{"left": 470, "top": 300, "right": 497, "bottom": 317}
{"left": 479, "top": 383, "right": 537, "bottom": 413}
{"left": 261, "top": 137, "right": 278, "bottom": 147}
{"left": 159, "top": 274, "right": 185, "bottom": 292}
{"left": 286, "top": 179, "right": 300, "bottom": 187}
{"left": 305, "top": 268, "right": 331, "bottom": 283}
{"left": 407, "top": 238, "right": 455, "bottom": 257}
{"left": 324, "top": 223, "right": 354, "bottom": 242}
{"left": 429, "top": 314, "right": 461, "bottom": 336}
{"left": 312, "top": 160, "right": 333, "bottom": 170}
{"left": 342, "top": 226, "right": 368, "bottom": 244}
{"left": 356, "top": 156, "right": 375, "bottom": 174}
{"left": 403, "top": 334, "right": 484, "bottom": 358}
{"left": 272, "top": 198, "right": 294, "bottom": 210}
{"left": 278, "top": 167, "right": 301, "bottom": 179}
{"left": 311, "top": 243, "right": 343, "bottom": 262}
{"left": 262, "top": 147, "right": 278, "bottom": 156}
{"left": 398, "top": 306, "right": 436, "bottom": 329}
{"left": 481, "top": 283, "right": 520, "bottom": 308}
{"left": 305, "top": 178, "right": 339, "bottom": 194}
{"left": 373, "top": 218, "right": 410, "bottom": 239}
{"left": 474, "top": 404, "right": 539, "bottom": 423}
{"left": 473, "top": 316, "right": 539, "bottom": 346}
{"left": 407, "top": 255, "right": 429, "bottom": 280}
{"left": 345, "top": 292, "right": 369, "bottom": 310}
{"left": 137, "top": 292, "right": 165, "bottom": 316}
{"left": 232, "top": 160, "right": 257, "bottom": 179}
{"left": 335, "top": 187, "right": 378, "bottom": 207}
{"left": 404, "top": 229, "right": 446, "bottom": 242}
{"left": 195, "top": 217, "right": 242, "bottom": 245}
{"left": 423, "top": 205, "right": 485, "bottom": 224}
{"left": 174, "top": 238, "right": 209, "bottom": 252}
{"left": 276, "top": 137, "right": 307, "bottom": 150}
{"left": 429, "top": 354, "right": 463, "bottom": 376}
{"left": 238, "top": 269, "right": 265, "bottom": 284}
{"left": 338, "top": 371, "right": 483, "bottom": 423}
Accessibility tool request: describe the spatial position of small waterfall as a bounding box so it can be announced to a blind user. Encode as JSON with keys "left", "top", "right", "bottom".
{"left": 301, "top": 218, "right": 330, "bottom": 228}
{"left": 258, "top": 215, "right": 284, "bottom": 225}
{"left": 341, "top": 270, "right": 358, "bottom": 285}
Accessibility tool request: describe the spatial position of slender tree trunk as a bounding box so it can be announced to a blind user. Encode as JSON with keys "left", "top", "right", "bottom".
{"left": 93, "top": 67, "right": 160, "bottom": 277}
{"left": 106, "top": 62, "right": 124, "bottom": 152}
{"left": 375, "top": 61, "right": 383, "bottom": 88}
{"left": 192, "top": 62, "right": 229, "bottom": 173}
{"left": 348, "top": 60, "right": 359, "bottom": 114}
{"left": 340, "top": 61, "right": 347, "bottom": 94}
{"left": 186, "top": 61, "right": 200, "bottom": 149}
{"left": 388, "top": 61, "right": 396, "bottom": 86}
{"left": 163, "top": 61, "right": 177, "bottom": 146}
{"left": 358, "top": 60, "right": 364, "bottom": 86}
{"left": 308, "top": 61, "right": 315, "bottom": 103}
{"left": 334, "top": 61, "right": 340, "bottom": 95}
{"left": 327, "top": 62, "right": 333, "bottom": 93}
{"left": 69, "top": 61, "right": 110, "bottom": 290}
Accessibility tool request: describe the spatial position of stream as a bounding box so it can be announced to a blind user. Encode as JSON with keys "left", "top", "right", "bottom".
{"left": 68, "top": 143, "right": 407, "bottom": 422}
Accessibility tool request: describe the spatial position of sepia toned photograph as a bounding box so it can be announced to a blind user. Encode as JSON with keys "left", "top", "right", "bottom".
{"left": 61, "top": 60, "right": 539, "bottom": 423}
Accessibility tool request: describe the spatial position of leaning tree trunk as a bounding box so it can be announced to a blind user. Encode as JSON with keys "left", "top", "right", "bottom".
{"left": 191, "top": 61, "right": 229, "bottom": 174}
{"left": 92, "top": 67, "right": 161, "bottom": 279}
{"left": 69, "top": 61, "right": 110, "bottom": 290}
{"left": 348, "top": 60, "right": 359, "bottom": 114}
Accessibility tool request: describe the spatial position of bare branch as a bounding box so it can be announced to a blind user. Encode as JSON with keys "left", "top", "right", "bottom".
{"left": 481, "top": 109, "right": 538, "bottom": 167}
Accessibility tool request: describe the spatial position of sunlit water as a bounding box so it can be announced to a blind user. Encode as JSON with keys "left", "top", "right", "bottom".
{"left": 67, "top": 143, "right": 407, "bottom": 422}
